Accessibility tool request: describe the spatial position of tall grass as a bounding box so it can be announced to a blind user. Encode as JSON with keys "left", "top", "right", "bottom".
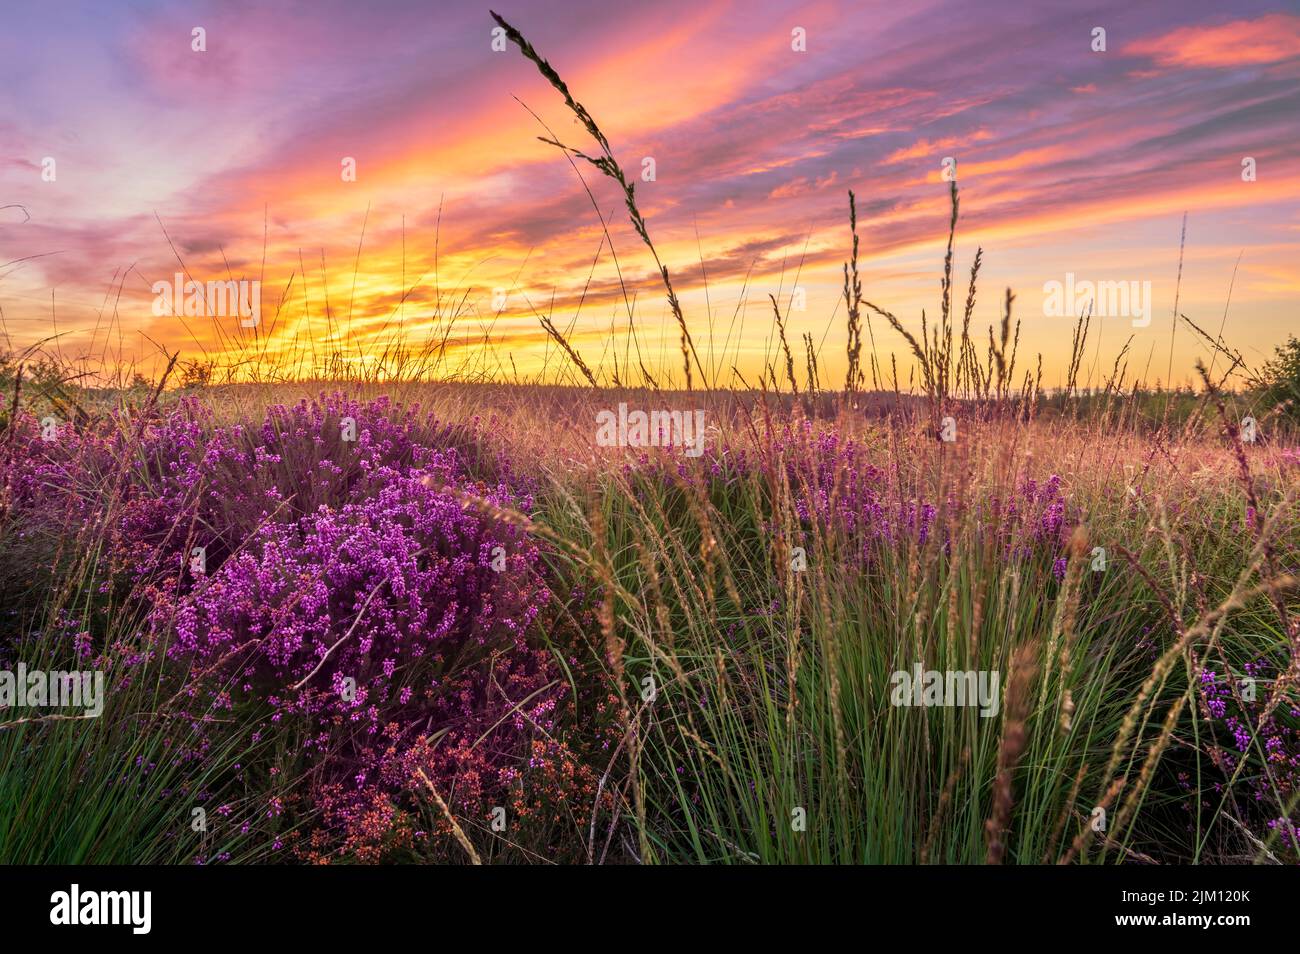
{"left": 0, "top": 437, "right": 279, "bottom": 863}
{"left": 518, "top": 407, "right": 1297, "bottom": 863}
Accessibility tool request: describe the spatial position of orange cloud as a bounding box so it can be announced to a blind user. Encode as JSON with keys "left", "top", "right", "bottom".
{"left": 917, "top": 145, "right": 1070, "bottom": 183}
{"left": 885, "top": 130, "right": 992, "bottom": 164}
{"left": 1124, "top": 13, "right": 1300, "bottom": 69}
{"left": 768, "top": 170, "right": 839, "bottom": 199}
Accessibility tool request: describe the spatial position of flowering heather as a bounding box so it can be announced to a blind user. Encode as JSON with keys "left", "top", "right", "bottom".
{"left": 634, "top": 419, "right": 1078, "bottom": 576}
{"left": 0, "top": 395, "right": 611, "bottom": 862}
{"left": 1192, "top": 663, "right": 1300, "bottom": 847}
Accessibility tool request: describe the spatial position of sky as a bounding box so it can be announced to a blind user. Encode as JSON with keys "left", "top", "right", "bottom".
{"left": 1, "top": 0, "right": 1297, "bottom": 389}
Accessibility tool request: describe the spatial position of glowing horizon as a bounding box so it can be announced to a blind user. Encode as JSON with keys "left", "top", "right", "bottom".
{"left": 1, "top": 0, "right": 1297, "bottom": 389}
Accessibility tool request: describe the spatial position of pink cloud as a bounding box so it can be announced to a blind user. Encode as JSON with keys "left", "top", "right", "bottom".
{"left": 1124, "top": 13, "right": 1300, "bottom": 69}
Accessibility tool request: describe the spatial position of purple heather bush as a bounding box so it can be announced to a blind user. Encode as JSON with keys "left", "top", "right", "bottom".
{"left": 2, "top": 394, "right": 604, "bottom": 862}
{"left": 642, "top": 418, "right": 1075, "bottom": 567}
{"left": 1192, "top": 663, "right": 1300, "bottom": 853}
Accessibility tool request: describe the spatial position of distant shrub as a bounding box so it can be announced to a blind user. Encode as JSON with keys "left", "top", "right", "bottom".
{"left": 1259, "top": 335, "right": 1300, "bottom": 422}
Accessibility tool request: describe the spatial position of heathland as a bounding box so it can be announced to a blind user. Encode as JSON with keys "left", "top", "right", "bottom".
{"left": 0, "top": 13, "right": 1296, "bottom": 864}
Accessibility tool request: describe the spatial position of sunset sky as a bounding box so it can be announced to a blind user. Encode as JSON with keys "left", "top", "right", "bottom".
{"left": 1, "top": 0, "right": 1297, "bottom": 388}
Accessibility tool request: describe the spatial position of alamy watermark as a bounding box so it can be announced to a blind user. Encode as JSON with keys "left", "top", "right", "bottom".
{"left": 0, "top": 664, "right": 104, "bottom": 718}
{"left": 1043, "top": 273, "right": 1152, "bottom": 328}
{"left": 152, "top": 273, "right": 261, "bottom": 327}
{"left": 890, "top": 664, "right": 1001, "bottom": 718}
{"left": 50, "top": 884, "right": 150, "bottom": 934}
{"left": 595, "top": 402, "right": 706, "bottom": 457}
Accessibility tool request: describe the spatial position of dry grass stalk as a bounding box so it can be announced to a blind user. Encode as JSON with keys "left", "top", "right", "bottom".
{"left": 416, "top": 768, "right": 483, "bottom": 865}
{"left": 985, "top": 643, "right": 1039, "bottom": 864}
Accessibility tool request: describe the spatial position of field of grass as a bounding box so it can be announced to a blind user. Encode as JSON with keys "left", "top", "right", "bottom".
{"left": 0, "top": 373, "right": 1296, "bottom": 864}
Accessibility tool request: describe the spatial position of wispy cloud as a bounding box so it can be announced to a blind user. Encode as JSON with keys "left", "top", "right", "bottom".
{"left": 1123, "top": 12, "right": 1300, "bottom": 69}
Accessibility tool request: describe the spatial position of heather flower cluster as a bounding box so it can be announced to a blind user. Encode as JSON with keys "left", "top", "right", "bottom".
{"left": 637, "top": 419, "right": 1079, "bottom": 574}
{"left": 1193, "top": 663, "right": 1300, "bottom": 855}
{"left": 2, "top": 394, "right": 606, "bottom": 862}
